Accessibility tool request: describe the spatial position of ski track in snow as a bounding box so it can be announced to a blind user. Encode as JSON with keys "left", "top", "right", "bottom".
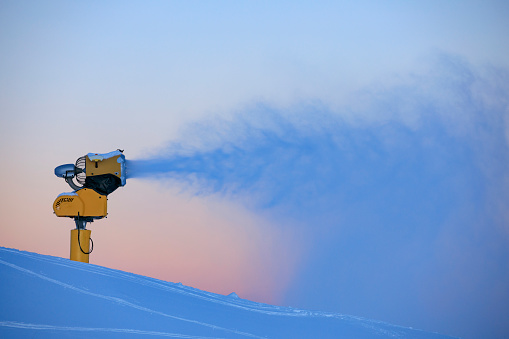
{"left": 0, "top": 256, "right": 262, "bottom": 338}
{"left": 0, "top": 321, "right": 224, "bottom": 338}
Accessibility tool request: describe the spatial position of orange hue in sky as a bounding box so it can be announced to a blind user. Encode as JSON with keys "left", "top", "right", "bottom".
{"left": 1, "top": 175, "right": 304, "bottom": 305}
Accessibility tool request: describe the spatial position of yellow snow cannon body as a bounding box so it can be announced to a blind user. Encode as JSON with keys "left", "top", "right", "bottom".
{"left": 53, "top": 150, "right": 126, "bottom": 263}
{"left": 53, "top": 150, "right": 126, "bottom": 222}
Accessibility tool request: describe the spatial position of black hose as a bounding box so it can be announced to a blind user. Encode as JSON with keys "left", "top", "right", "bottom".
{"left": 77, "top": 227, "right": 93, "bottom": 255}
{"left": 76, "top": 214, "right": 93, "bottom": 255}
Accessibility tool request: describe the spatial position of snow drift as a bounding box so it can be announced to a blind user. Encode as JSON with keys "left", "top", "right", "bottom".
{"left": 0, "top": 247, "right": 454, "bottom": 338}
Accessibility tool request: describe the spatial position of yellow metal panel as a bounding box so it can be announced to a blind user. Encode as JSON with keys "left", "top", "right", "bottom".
{"left": 70, "top": 229, "right": 91, "bottom": 263}
{"left": 53, "top": 189, "right": 107, "bottom": 218}
{"left": 86, "top": 154, "right": 123, "bottom": 179}
{"left": 78, "top": 188, "right": 107, "bottom": 217}
{"left": 53, "top": 193, "right": 84, "bottom": 217}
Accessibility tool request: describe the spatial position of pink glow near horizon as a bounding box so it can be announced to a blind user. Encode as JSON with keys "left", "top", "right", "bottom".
{"left": 0, "top": 179, "right": 304, "bottom": 305}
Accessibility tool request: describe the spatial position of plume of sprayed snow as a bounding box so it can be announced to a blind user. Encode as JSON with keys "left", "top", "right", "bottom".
{"left": 127, "top": 55, "right": 509, "bottom": 338}
{"left": 127, "top": 56, "right": 509, "bottom": 221}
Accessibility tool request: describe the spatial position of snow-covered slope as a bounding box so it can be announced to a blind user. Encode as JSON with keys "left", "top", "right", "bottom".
{"left": 0, "top": 247, "right": 454, "bottom": 338}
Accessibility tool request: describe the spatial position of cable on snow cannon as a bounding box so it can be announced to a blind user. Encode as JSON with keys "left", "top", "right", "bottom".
{"left": 53, "top": 150, "right": 126, "bottom": 263}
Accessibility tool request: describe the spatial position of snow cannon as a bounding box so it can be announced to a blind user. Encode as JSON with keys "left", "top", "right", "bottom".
{"left": 53, "top": 150, "right": 126, "bottom": 263}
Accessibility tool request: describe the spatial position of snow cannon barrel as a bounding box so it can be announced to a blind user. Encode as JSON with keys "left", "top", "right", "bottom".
{"left": 85, "top": 150, "right": 126, "bottom": 195}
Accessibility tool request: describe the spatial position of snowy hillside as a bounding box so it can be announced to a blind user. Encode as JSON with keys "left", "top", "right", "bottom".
{"left": 0, "top": 247, "right": 455, "bottom": 338}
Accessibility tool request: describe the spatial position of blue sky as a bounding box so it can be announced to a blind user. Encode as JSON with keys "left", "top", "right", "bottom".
{"left": 1, "top": 1, "right": 509, "bottom": 338}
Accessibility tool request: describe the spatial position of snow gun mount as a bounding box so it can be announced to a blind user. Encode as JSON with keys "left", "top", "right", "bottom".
{"left": 53, "top": 150, "right": 126, "bottom": 263}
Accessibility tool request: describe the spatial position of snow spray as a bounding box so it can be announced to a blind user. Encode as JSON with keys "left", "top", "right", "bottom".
{"left": 126, "top": 59, "right": 509, "bottom": 221}
{"left": 125, "top": 56, "right": 509, "bottom": 339}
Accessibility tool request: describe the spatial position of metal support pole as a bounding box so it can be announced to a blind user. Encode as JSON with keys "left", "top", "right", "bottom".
{"left": 70, "top": 229, "right": 91, "bottom": 263}
{"left": 70, "top": 217, "right": 93, "bottom": 263}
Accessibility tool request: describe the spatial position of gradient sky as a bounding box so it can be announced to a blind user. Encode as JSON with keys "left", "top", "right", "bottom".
{"left": 1, "top": 1, "right": 509, "bottom": 338}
